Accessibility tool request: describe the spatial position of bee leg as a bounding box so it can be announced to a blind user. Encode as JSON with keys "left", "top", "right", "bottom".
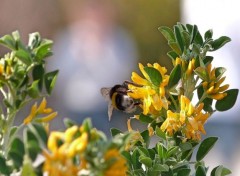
{"left": 134, "top": 101, "right": 141, "bottom": 106}
{"left": 123, "top": 80, "right": 142, "bottom": 87}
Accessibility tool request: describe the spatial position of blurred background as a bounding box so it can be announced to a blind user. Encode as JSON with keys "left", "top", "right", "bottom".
{"left": 0, "top": 0, "right": 239, "bottom": 174}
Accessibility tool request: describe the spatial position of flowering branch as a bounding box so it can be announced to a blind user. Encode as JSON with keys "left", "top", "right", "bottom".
{"left": 0, "top": 23, "right": 238, "bottom": 176}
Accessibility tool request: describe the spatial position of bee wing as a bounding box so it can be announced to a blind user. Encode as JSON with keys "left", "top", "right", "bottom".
{"left": 108, "top": 103, "right": 114, "bottom": 121}
{"left": 100, "top": 87, "right": 111, "bottom": 101}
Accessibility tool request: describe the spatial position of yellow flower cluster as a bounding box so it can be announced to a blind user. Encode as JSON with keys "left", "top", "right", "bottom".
{"left": 128, "top": 63, "right": 169, "bottom": 116}
{"left": 174, "top": 57, "right": 196, "bottom": 76}
{"left": 0, "top": 62, "right": 12, "bottom": 77}
{"left": 161, "top": 95, "right": 209, "bottom": 141}
{"left": 43, "top": 125, "right": 88, "bottom": 176}
{"left": 202, "top": 64, "right": 229, "bottom": 100}
{"left": 104, "top": 149, "right": 128, "bottom": 176}
{"left": 23, "top": 98, "right": 57, "bottom": 125}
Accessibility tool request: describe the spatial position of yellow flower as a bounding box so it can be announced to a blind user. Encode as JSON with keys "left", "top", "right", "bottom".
{"left": 128, "top": 63, "right": 169, "bottom": 116}
{"left": 126, "top": 118, "right": 144, "bottom": 151}
{"left": 43, "top": 125, "right": 89, "bottom": 176}
{"left": 0, "top": 64, "right": 4, "bottom": 76}
{"left": 43, "top": 150, "right": 80, "bottom": 176}
{"left": 148, "top": 126, "right": 154, "bottom": 136}
{"left": 161, "top": 110, "right": 182, "bottom": 136}
{"left": 23, "top": 98, "right": 57, "bottom": 125}
{"left": 104, "top": 148, "right": 128, "bottom": 176}
{"left": 202, "top": 64, "right": 229, "bottom": 100}
{"left": 174, "top": 57, "right": 196, "bottom": 76}
{"left": 161, "top": 95, "right": 209, "bottom": 141}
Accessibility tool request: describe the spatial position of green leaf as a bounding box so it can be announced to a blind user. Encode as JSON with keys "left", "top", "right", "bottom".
{"left": 28, "top": 32, "right": 41, "bottom": 49}
{"left": 196, "top": 137, "right": 218, "bottom": 161}
{"left": 121, "top": 151, "right": 131, "bottom": 163}
{"left": 21, "top": 155, "right": 37, "bottom": 176}
{"left": 165, "top": 157, "right": 177, "bottom": 166}
{"left": 197, "top": 85, "right": 213, "bottom": 112}
{"left": 196, "top": 165, "right": 206, "bottom": 176}
{"left": 168, "top": 64, "right": 181, "bottom": 89}
{"left": 30, "top": 123, "right": 48, "bottom": 145}
{"left": 0, "top": 155, "right": 11, "bottom": 175}
{"left": 177, "top": 168, "right": 191, "bottom": 176}
{"left": 181, "top": 150, "right": 193, "bottom": 161}
{"left": 10, "top": 126, "right": 18, "bottom": 139}
{"left": 63, "top": 118, "right": 77, "bottom": 128}
{"left": 15, "top": 49, "right": 32, "bottom": 65}
{"left": 32, "top": 64, "right": 45, "bottom": 90}
{"left": 211, "top": 165, "right": 232, "bottom": 176}
{"left": 110, "top": 128, "right": 122, "bottom": 137}
{"left": 179, "top": 142, "right": 192, "bottom": 151}
{"left": 27, "top": 80, "right": 40, "bottom": 98}
{"left": 139, "top": 113, "right": 153, "bottom": 123}
{"left": 8, "top": 151, "right": 24, "bottom": 168}
{"left": 166, "top": 146, "right": 179, "bottom": 158}
{"left": 12, "top": 31, "right": 20, "bottom": 41}
{"left": 35, "top": 39, "right": 53, "bottom": 60}
{"left": 153, "top": 164, "right": 169, "bottom": 172}
{"left": 138, "top": 146, "right": 150, "bottom": 157}
{"left": 194, "top": 67, "right": 208, "bottom": 81}
{"left": 191, "top": 43, "right": 201, "bottom": 55}
{"left": 203, "top": 97, "right": 213, "bottom": 112}
{"left": 182, "top": 31, "right": 191, "bottom": 49}
{"left": 159, "top": 26, "right": 175, "bottom": 42}
{"left": 194, "top": 32, "right": 204, "bottom": 46}
{"left": 148, "top": 148, "right": 156, "bottom": 160}
{"left": 155, "top": 126, "right": 166, "bottom": 140}
{"left": 44, "top": 70, "right": 59, "bottom": 95}
{"left": 211, "top": 36, "right": 231, "bottom": 51}
{"left": 157, "top": 143, "right": 167, "bottom": 159}
{"left": 10, "top": 137, "right": 25, "bottom": 155}
{"left": 0, "top": 34, "right": 16, "bottom": 50}
{"left": 172, "top": 162, "right": 189, "bottom": 170}
{"left": 82, "top": 118, "right": 92, "bottom": 132}
{"left": 203, "top": 56, "right": 214, "bottom": 65}
{"left": 204, "top": 29, "right": 213, "bottom": 40}
{"left": 215, "top": 67, "right": 226, "bottom": 80}
{"left": 144, "top": 67, "right": 162, "bottom": 87}
{"left": 215, "top": 89, "right": 239, "bottom": 111}
{"left": 140, "top": 130, "right": 150, "bottom": 147}
{"left": 139, "top": 156, "right": 152, "bottom": 168}
{"left": 169, "top": 41, "right": 182, "bottom": 55}
{"left": 189, "top": 24, "right": 198, "bottom": 44}
{"left": 167, "top": 50, "right": 179, "bottom": 61}
{"left": 131, "top": 148, "right": 141, "bottom": 169}
{"left": 174, "top": 25, "right": 184, "bottom": 53}
{"left": 27, "top": 140, "right": 41, "bottom": 161}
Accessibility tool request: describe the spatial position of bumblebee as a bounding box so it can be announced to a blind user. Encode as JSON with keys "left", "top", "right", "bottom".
{"left": 101, "top": 81, "right": 140, "bottom": 121}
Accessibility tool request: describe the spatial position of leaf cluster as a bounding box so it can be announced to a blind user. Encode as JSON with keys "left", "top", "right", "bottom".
{"left": 112, "top": 127, "right": 231, "bottom": 176}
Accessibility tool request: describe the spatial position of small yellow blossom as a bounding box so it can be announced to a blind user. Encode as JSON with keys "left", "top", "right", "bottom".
{"left": 128, "top": 63, "right": 169, "bottom": 116}
{"left": 23, "top": 98, "right": 57, "bottom": 125}
{"left": 0, "top": 64, "right": 4, "bottom": 75}
{"left": 161, "top": 95, "right": 209, "bottom": 141}
{"left": 43, "top": 125, "right": 89, "bottom": 176}
{"left": 104, "top": 148, "right": 128, "bottom": 176}
{"left": 126, "top": 118, "right": 144, "bottom": 151}
{"left": 202, "top": 64, "right": 229, "bottom": 100}
{"left": 186, "top": 58, "right": 196, "bottom": 75}
{"left": 174, "top": 57, "right": 196, "bottom": 76}
{"left": 148, "top": 126, "right": 154, "bottom": 136}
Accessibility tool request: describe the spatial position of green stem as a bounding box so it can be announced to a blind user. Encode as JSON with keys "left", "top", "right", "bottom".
{"left": 2, "top": 111, "right": 17, "bottom": 156}
{"left": 196, "top": 92, "right": 207, "bottom": 106}
{"left": 169, "top": 94, "right": 179, "bottom": 111}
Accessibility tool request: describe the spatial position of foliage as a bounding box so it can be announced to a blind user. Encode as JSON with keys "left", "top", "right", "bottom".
{"left": 0, "top": 23, "right": 238, "bottom": 175}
